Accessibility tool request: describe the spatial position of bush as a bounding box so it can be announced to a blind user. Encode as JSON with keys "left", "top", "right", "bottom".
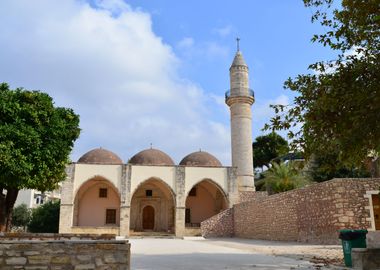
{"left": 28, "top": 200, "right": 60, "bottom": 233}
{"left": 12, "top": 204, "right": 31, "bottom": 230}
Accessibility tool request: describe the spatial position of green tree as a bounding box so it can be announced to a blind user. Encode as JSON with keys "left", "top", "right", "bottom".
{"left": 252, "top": 133, "right": 289, "bottom": 169}
{"left": 28, "top": 200, "right": 60, "bottom": 233}
{"left": 11, "top": 203, "right": 31, "bottom": 230}
{"left": 264, "top": 0, "right": 380, "bottom": 168}
{"left": 307, "top": 152, "right": 370, "bottom": 182}
{"left": 0, "top": 83, "right": 80, "bottom": 231}
{"left": 261, "top": 162, "right": 311, "bottom": 194}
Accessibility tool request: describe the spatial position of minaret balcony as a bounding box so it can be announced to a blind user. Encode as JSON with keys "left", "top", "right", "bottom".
{"left": 224, "top": 88, "right": 255, "bottom": 106}
{"left": 225, "top": 89, "right": 255, "bottom": 106}
{"left": 225, "top": 89, "right": 254, "bottom": 99}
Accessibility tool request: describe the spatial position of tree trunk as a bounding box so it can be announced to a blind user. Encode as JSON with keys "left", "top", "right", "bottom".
{"left": 0, "top": 187, "right": 19, "bottom": 232}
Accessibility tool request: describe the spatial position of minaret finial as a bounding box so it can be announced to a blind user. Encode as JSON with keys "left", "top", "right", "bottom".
{"left": 150, "top": 143, "right": 152, "bottom": 149}
{"left": 236, "top": 37, "right": 240, "bottom": 52}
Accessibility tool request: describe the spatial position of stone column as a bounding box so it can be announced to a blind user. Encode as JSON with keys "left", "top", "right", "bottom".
{"left": 175, "top": 166, "right": 186, "bottom": 237}
{"left": 119, "top": 164, "right": 131, "bottom": 237}
{"left": 227, "top": 167, "right": 240, "bottom": 206}
{"left": 59, "top": 164, "right": 75, "bottom": 233}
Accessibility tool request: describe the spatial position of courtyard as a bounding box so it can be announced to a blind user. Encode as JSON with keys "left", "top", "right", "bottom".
{"left": 130, "top": 238, "right": 346, "bottom": 270}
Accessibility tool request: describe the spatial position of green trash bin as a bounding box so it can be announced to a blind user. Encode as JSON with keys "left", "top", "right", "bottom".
{"left": 339, "top": 229, "right": 368, "bottom": 267}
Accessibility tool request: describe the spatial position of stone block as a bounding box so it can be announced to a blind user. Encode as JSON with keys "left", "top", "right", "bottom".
{"left": 6, "top": 257, "right": 27, "bottom": 265}
{"left": 74, "top": 264, "right": 96, "bottom": 270}
{"left": 51, "top": 255, "right": 71, "bottom": 264}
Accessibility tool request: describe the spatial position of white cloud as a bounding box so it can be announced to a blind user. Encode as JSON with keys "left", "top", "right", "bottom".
{"left": 177, "top": 37, "right": 194, "bottom": 49}
{"left": 252, "top": 94, "right": 290, "bottom": 138}
{"left": 214, "top": 25, "right": 233, "bottom": 38}
{"left": 0, "top": 0, "right": 231, "bottom": 164}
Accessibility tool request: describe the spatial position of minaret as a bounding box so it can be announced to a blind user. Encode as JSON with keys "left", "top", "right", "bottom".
{"left": 225, "top": 39, "right": 255, "bottom": 191}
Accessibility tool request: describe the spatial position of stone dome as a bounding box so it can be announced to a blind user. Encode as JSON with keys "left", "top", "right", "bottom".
{"left": 129, "top": 148, "right": 175, "bottom": 166}
{"left": 77, "top": 148, "right": 123, "bottom": 164}
{"left": 179, "top": 151, "right": 222, "bottom": 167}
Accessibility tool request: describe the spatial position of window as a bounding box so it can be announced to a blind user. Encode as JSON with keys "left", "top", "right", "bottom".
{"left": 189, "top": 187, "right": 197, "bottom": 196}
{"left": 146, "top": 190, "right": 153, "bottom": 197}
{"left": 99, "top": 188, "right": 108, "bottom": 198}
{"left": 106, "top": 209, "right": 116, "bottom": 224}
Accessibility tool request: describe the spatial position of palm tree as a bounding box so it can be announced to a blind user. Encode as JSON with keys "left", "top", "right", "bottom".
{"left": 261, "top": 161, "right": 310, "bottom": 194}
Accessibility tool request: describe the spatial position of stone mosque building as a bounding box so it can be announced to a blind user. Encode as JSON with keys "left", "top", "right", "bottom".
{"left": 59, "top": 48, "right": 255, "bottom": 237}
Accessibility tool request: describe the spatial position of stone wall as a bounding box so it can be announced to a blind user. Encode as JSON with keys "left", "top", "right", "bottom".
{"left": 234, "top": 178, "right": 380, "bottom": 244}
{"left": 201, "top": 208, "right": 234, "bottom": 237}
{"left": 0, "top": 233, "right": 116, "bottom": 240}
{"left": 239, "top": 191, "right": 268, "bottom": 203}
{"left": 0, "top": 239, "right": 130, "bottom": 269}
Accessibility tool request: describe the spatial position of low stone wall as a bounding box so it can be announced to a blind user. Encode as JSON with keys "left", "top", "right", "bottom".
{"left": 201, "top": 208, "right": 234, "bottom": 237}
{"left": 367, "top": 231, "right": 380, "bottom": 248}
{"left": 0, "top": 239, "right": 130, "bottom": 269}
{"left": 70, "top": 226, "right": 120, "bottom": 235}
{"left": 0, "top": 232, "right": 116, "bottom": 240}
{"left": 234, "top": 178, "right": 380, "bottom": 244}
{"left": 352, "top": 248, "right": 380, "bottom": 270}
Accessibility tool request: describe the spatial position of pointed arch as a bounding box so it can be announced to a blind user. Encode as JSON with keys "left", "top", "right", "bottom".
{"left": 73, "top": 176, "right": 120, "bottom": 227}
{"left": 185, "top": 178, "right": 229, "bottom": 228}
{"left": 130, "top": 177, "right": 176, "bottom": 233}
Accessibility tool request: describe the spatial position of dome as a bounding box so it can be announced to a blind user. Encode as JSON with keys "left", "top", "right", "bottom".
{"left": 179, "top": 151, "right": 222, "bottom": 167}
{"left": 129, "top": 148, "right": 175, "bottom": 166}
{"left": 77, "top": 148, "right": 123, "bottom": 165}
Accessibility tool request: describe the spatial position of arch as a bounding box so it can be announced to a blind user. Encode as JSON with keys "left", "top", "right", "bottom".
{"left": 130, "top": 177, "right": 176, "bottom": 233}
{"left": 185, "top": 178, "right": 229, "bottom": 228}
{"left": 74, "top": 175, "right": 121, "bottom": 201}
{"left": 130, "top": 177, "right": 176, "bottom": 205}
{"left": 186, "top": 178, "right": 228, "bottom": 202}
{"left": 73, "top": 176, "right": 120, "bottom": 227}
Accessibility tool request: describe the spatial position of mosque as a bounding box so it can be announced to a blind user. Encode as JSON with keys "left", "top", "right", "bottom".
{"left": 59, "top": 47, "right": 256, "bottom": 237}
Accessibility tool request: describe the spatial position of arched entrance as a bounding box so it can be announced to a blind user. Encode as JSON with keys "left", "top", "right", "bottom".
{"left": 130, "top": 178, "right": 175, "bottom": 233}
{"left": 185, "top": 179, "right": 228, "bottom": 228}
{"left": 142, "top": 206, "right": 155, "bottom": 230}
{"left": 73, "top": 177, "right": 120, "bottom": 227}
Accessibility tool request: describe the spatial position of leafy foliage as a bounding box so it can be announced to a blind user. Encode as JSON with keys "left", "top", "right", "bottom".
{"left": 28, "top": 200, "right": 60, "bottom": 233}
{"left": 0, "top": 83, "right": 80, "bottom": 231}
{"left": 264, "top": 0, "right": 380, "bottom": 168}
{"left": 307, "top": 152, "right": 370, "bottom": 182}
{"left": 252, "top": 133, "right": 289, "bottom": 169}
{"left": 11, "top": 204, "right": 31, "bottom": 229}
{"left": 260, "top": 162, "right": 311, "bottom": 194}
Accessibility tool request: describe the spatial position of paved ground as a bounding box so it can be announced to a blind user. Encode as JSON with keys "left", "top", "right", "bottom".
{"left": 130, "top": 238, "right": 347, "bottom": 270}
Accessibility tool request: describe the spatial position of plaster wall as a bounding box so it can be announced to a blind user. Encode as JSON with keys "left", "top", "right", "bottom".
{"left": 130, "top": 165, "right": 176, "bottom": 195}
{"left": 73, "top": 164, "right": 122, "bottom": 195}
{"left": 77, "top": 182, "right": 120, "bottom": 226}
{"left": 186, "top": 184, "right": 219, "bottom": 224}
{"left": 184, "top": 167, "right": 228, "bottom": 198}
{"left": 14, "top": 189, "right": 34, "bottom": 207}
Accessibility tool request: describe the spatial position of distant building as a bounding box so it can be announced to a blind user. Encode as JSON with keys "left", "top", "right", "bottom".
{"left": 15, "top": 188, "right": 61, "bottom": 209}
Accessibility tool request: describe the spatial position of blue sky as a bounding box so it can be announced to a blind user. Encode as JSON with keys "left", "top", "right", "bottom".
{"left": 0, "top": 0, "right": 336, "bottom": 165}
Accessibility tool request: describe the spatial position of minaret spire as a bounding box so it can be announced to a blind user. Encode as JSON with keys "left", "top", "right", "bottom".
{"left": 225, "top": 41, "right": 255, "bottom": 193}
{"left": 236, "top": 37, "right": 240, "bottom": 52}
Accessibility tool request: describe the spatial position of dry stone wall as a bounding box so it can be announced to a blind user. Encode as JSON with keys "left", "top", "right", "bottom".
{"left": 234, "top": 178, "right": 380, "bottom": 244}
{"left": 0, "top": 239, "right": 130, "bottom": 270}
{"left": 201, "top": 178, "right": 380, "bottom": 244}
{"left": 201, "top": 208, "right": 234, "bottom": 237}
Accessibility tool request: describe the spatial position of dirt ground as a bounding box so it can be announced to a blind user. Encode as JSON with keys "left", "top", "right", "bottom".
{"left": 202, "top": 238, "right": 346, "bottom": 269}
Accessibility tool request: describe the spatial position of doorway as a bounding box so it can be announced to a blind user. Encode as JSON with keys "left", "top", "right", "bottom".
{"left": 372, "top": 194, "right": 380, "bottom": 230}
{"left": 143, "top": 205, "right": 155, "bottom": 230}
